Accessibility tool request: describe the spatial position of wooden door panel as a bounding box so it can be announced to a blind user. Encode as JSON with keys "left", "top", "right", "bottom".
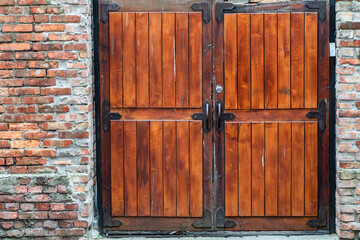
{"left": 223, "top": 12, "right": 318, "bottom": 110}
{"left": 224, "top": 121, "right": 318, "bottom": 217}
{"left": 111, "top": 120, "right": 203, "bottom": 217}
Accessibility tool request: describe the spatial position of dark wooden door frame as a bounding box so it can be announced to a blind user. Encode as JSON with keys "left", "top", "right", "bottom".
{"left": 93, "top": 0, "right": 336, "bottom": 236}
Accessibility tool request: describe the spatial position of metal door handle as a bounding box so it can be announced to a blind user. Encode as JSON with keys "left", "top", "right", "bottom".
{"left": 215, "top": 100, "right": 236, "bottom": 133}
{"left": 191, "top": 101, "right": 212, "bottom": 133}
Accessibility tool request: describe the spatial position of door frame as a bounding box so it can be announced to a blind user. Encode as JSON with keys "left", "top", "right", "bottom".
{"left": 93, "top": 0, "right": 336, "bottom": 236}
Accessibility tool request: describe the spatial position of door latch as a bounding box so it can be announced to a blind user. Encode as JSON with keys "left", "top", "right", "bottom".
{"left": 102, "top": 100, "right": 122, "bottom": 132}
{"left": 191, "top": 101, "right": 212, "bottom": 133}
{"left": 306, "top": 99, "right": 327, "bottom": 132}
{"left": 215, "top": 100, "right": 236, "bottom": 133}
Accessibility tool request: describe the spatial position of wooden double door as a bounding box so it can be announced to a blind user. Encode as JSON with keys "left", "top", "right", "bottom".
{"left": 99, "top": 0, "right": 330, "bottom": 233}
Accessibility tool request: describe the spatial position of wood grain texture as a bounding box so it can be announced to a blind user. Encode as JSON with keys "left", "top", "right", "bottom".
{"left": 163, "top": 121, "right": 177, "bottom": 216}
{"left": 237, "top": 14, "right": 251, "bottom": 110}
{"left": 162, "top": 13, "right": 176, "bottom": 108}
{"left": 175, "top": 13, "right": 189, "bottom": 108}
{"left": 225, "top": 122, "right": 238, "bottom": 216}
{"left": 264, "top": 14, "right": 278, "bottom": 109}
{"left": 136, "top": 12, "right": 149, "bottom": 108}
{"left": 265, "top": 122, "right": 278, "bottom": 216}
{"left": 123, "top": 13, "right": 136, "bottom": 107}
{"left": 291, "top": 122, "right": 305, "bottom": 216}
{"left": 224, "top": 14, "right": 238, "bottom": 110}
{"left": 304, "top": 12, "right": 318, "bottom": 109}
{"left": 277, "top": 13, "right": 291, "bottom": 109}
{"left": 176, "top": 121, "right": 190, "bottom": 217}
{"left": 111, "top": 121, "right": 124, "bottom": 216}
{"left": 109, "top": 13, "right": 123, "bottom": 108}
{"left": 278, "top": 122, "right": 292, "bottom": 216}
{"left": 252, "top": 122, "right": 265, "bottom": 216}
{"left": 305, "top": 122, "right": 318, "bottom": 216}
{"left": 149, "top": 13, "right": 163, "bottom": 108}
{"left": 189, "top": 13, "right": 202, "bottom": 108}
{"left": 124, "top": 121, "right": 137, "bottom": 216}
{"left": 238, "top": 123, "right": 252, "bottom": 216}
{"left": 251, "top": 14, "right": 264, "bottom": 109}
{"left": 189, "top": 121, "right": 203, "bottom": 217}
{"left": 150, "top": 121, "right": 164, "bottom": 216}
{"left": 290, "top": 13, "right": 305, "bottom": 109}
{"left": 137, "top": 121, "right": 150, "bottom": 216}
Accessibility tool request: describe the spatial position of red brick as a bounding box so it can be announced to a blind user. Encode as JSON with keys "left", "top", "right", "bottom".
{"left": 55, "top": 229, "right": 84, "bottom": 236}
{"left": 48, "top": 52, "right": 78, "bottom": 60}
{"left": 36, "top": 203, "right": 49, "bottom": 211}
{"left": 0, "top": 43, "right": 30, "bottom": 51}
{"left": 0, "top": 0, "right": 15, "bottom": 6}
{"left": 25, "top": 194, "right": 50, "bottom": 202}
{"left": 28, "top": 166, "right": 57, "bottom": 173}
{"left": 43, "top": 140, "right": 72, "bottom": 148}
{"left": 41, "top": 88, "right": 71, "bottom": 95}
{"left": 5, "top": 203, "right": 19, "bottom": 211}
{"left": 19, "top": 212, "right": 48, "bottom": 219}
{"left": 14, "top": 186, "right": 27, "bottom": 193}
{"left": 39, "top": 105, "right": 69, "bottom": 113}
{"left": 9, "top": 123, "right": 39, "bottom": 130}
{"left": 18, "top": 0, "right": 47, "bottom": 5}
{"left": 0, "top": 79, "right": 23, "bottom": 87}
{"left": 35, "top": 24, "right": 66, "bottom": 32}
{"left": 15, "top": 52, "right": 45, "bottom": 60}
{"left": 25, "top": 78, "right": 56, "bottom": 86}
{"left": 0, "top": 132, "right": 22, "bottom": 139}
{"left": 16, "top": 157, "right": 46, "bottom": 165}
{"left": 17, "top": 15, "right": 34, "bottom": 23}
{"left": 15, "top": 69, "right": 46, "bottom": 78}
{"left": 24, "top": 132, "right": 55, "bottom": 139}
{"left": 0, "top": 212, "right": 18, "bottom": 220}
{"left": 49, "top": 33, "right": 78, "bottom": 41}
{"left": 34, "top": 15, "right": 49, "bottom": 22}
{"left": 16, "top": 33, "right": 45, "bottom": 42}
{"left": 7, "top": 105, "right": 36, "bottom": 113}
{"left": 0, "top": 52, "right": 14, "bottom": 60}
{"left": 0, "top": 222, "right": 13, "bottom": 229}
{"left": 0, "top": 140, "right": 9, "bottom": 148}
{"left": 0, "top": 195, "right": 24, "bottom": 202}
{"left": 49, "top": 211, "right": 78, "bottom": 220}
{"left": 9, "top": 166, "right": 27, "bottom": 173}
{"left": 43, "top": 122, "right": 72, "bottom": 130}
{"left": 32, "top": 43, "right": 62, "bottom": 51}
{"left": 20, "top": 203, "right": 34, "bottom": 211}
{"left": 24, "top": 96, "right": 53, "bottom": 104}
{"left": 0, "top": 149, "right": 23, "bottom": 157}
{"left": 11, "top": 140, "right": 40, "bottom": 148}
{"left": 52, "top": 15, "right": 80, "bottom": 23}
{"left": 0, "top": 61, "right": 26, "bottom": 69}
{"left": 25, "top": 149, "right": 56, "bottom": 157}
{"left": 9, "top": 87, "right": 40, "bottom": 95}
{"left": 24, "top": 114, "right": 53, "bottom": 122}
{"left": 2, "top": 24, "right": 32, "bottom": 32}
{"left": 28, "top": 61, "right": 58, "bottom": 69}
{"left": 47, "top": 69, "right": 78, "bottom": 78}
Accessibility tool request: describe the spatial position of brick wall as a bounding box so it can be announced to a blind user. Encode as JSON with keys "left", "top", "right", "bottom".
{"left": 0, "top": 0, "right": 94, "bottom": 239}
{"left": 336, "top": 0, "right": 360, "bottom": 239}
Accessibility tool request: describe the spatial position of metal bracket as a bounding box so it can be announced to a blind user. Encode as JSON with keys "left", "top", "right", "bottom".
{"left": 191, "top": 2, "right": 211, "bottom": 24}
{"left": 216, "top": 208, "right": 236, "bottom": 228}
{"left": 306, "top": 99, "right": 327, "bottom": 132}
{"left": 215, "top": 100, "right": 236, "bottom": 133}
{"left": 103, "top": 100, "right": 122, "bottom": 132}
{"left": 305, "top": 1, "right": 327, "bottom": 21}
{"left": 100, "top": 3, "right": 121, "bottom": 23}
{"left": 307, "top": 206, "right": 327, "bottom": 227}
{"left": 191, "top": 101, "right": 212, "bottom": 133}
{"left": 192, "top": 209, "right": 212, "bottom": 228}
{"left": 215, "top": 2, "right": 235, "bottom": 23}
{"left": 103, "top": 207, "right": 122, "bottom": 227}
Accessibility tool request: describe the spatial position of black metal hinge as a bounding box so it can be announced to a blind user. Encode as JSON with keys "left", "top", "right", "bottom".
{"left": 100, "top": 3, "right": 121, "bottom": 23}
{"left": 191, "top": 101, "right": 212, "bottom": 133}
{"left": 215, "top": 2, "right": 235, "bottom": 23}
{"left": 307, "top": 206, "right": 327, "bottom": 227}
{"left": 191, "top": 2, "right": 211, "bottom": 24}
{"left": 103, "top": 207, "right": 122, "bottom": 227}
{"left": 102, "top": 100, "right": 122, "bottom": 132}
{"left": 306, "top": 99, "right": 327, "bottom": 132}
{"left": 192, "top": 209, "right": 212, "bottom": 228}
{"left": 216, "top": 208, "right": 236, "bottom": 228}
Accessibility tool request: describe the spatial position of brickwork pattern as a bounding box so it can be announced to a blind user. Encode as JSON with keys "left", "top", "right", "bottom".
{"left": 336, "top": 0, "right": 360, "bottom": 239}
{"left": 0, "top": 0, "right": 94, "bottom": 239}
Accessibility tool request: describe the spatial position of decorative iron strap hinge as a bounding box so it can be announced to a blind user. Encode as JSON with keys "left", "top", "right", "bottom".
{"left": 307, "top": 206, "right": 327, "bottom": 227}
{"left": 192, "top": 209, "right": 212, "bottom": 228}
{"left": 216, "top": 208, "right": 236, "bottom": 228}
{"left": 100, "top": 3, "right": 121, "bottom": 23}
{"left": 215, "top": 100, "right": 236, "bottom": 133}
{"left": 305, "top": 1, "right": 327, "bottom": 21}
{"left": 191, "top": 101, "right": 212, "bottom": 133}
{"left": 103, "top": 207, "right": 122, "bottom": 227}
{"left": 191, "top": 2, "right": 211, "bottom": 23}
{"left": 102, "top": 100, "right": 122, "bottom": 132}
{"left": 306, "top": 99, "right": 327, "bottom": 132}
{"left": 215, "top": 2, "right": 235, "bottom": 23}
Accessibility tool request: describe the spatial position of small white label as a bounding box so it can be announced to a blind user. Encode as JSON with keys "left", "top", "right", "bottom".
{"left": 330, "top": 42, "right": 335, "bottom": 57}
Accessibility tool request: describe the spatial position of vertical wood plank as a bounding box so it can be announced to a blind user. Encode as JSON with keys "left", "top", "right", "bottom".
{"left": 149, "top": 13, "right": 163, "bottom": 108}
{"left": 162, "top": 13, "right": 176, "bottom": 108}
{"left": 291, "top": 122, "right": 305, "bottom": 216}
{"left": 189, "top": 121, "right": 203, "bottom": 217}
{"left": 136, "top": 12, "right": 149, "bottom": 108}
{"left": 176, "top": 121, "right": 190, "bottom": 216}
{"left": 305, "top": 122, "right": 318, "bottom": 216}
{"left": 175, "top": 13, "right": 189, "bottom": 108}
{"left": 137, "top": 121, "right": 150, "bottom": 216}
{"left": 109, "top": 13, "right": 123, "bottom": 108}
{"left": 304, "top": 13, "right": 318, "bottom": 109}
{"left": 225, "top": 122, "right": 238, "bottom": 216}
{"left": 278, "top": 13, "right": 291, "bottom": 109}
{"left": 237, "top": 14, "right": 251, "bottom": 110}
{"left": 238, "top": 123, "right": 252, "bottom": 216}
{"left": 224, "top": 14, "right": 238, "bottom": 110}
{"left": 290, "top": 13, "right": 305, "bottom": 109}
{"left": 265, "top": 122, "right": 278, "bottom": 216}
{"left": 251, "top": 14, "right": 264, "bottom": 109}
{"left": 123, "top": 13, "right": 136, "bottom": 107}
{"left": 264, "top": 13, "right": 278, "bottom": 109}
{"left": 189, "top": 13, "right": 202, "bottom": 108}
{"left": 124, "top": 121, "right": 137, "bottom": 216}
{"left": 278, "top": 122, "right": 292, "bottom": 216}
{"left": 252, "top": 122, "right": 265, "bottom": 216}
{"left": 150, "top": 121, "right": 164, "bottom": 216}
{"left": 163, "top": 121, "right": 177, "bottom": 216}
{"left": 111, "top": 121, "right": 124, "bottom": 216}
